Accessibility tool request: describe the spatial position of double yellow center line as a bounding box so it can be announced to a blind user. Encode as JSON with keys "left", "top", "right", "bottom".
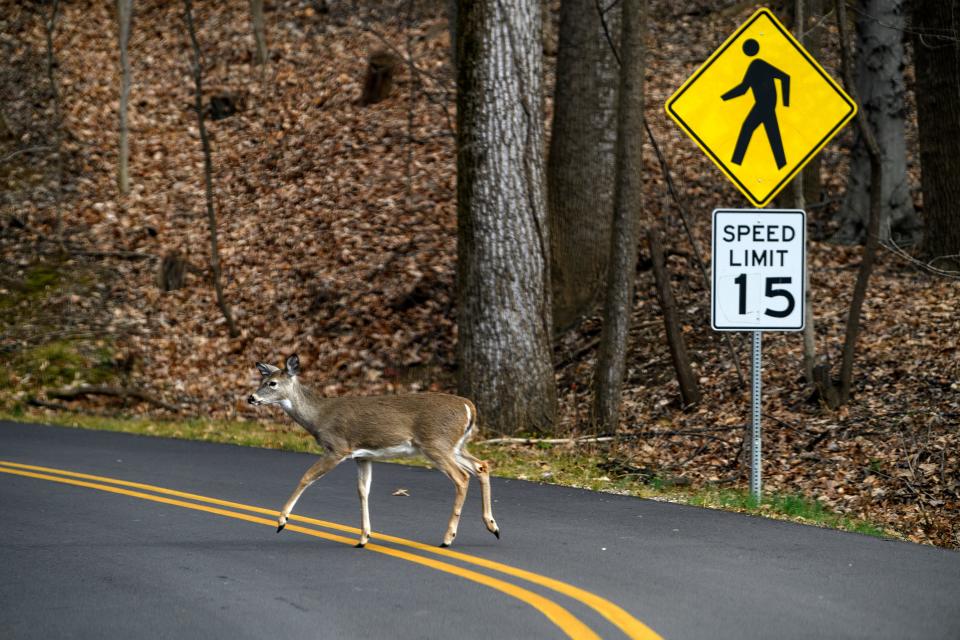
{"left": 0, "top": 459, "right": 661, "bottom": 640}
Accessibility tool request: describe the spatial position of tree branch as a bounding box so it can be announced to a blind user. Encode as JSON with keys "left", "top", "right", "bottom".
{"left": 0, "top": 146, "right": 51, "bottom": 165}
{"left": 47, "top": 384, "right": 183, "bottom": 413}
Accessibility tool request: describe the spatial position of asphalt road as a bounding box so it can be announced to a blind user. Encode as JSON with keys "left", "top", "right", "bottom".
{"left": 1, "top": 420, "right": 958, "bottom": 640}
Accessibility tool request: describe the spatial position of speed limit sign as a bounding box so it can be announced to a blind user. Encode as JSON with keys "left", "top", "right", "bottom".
{"left": 711, "top": 209, "right": 805, "bottom": 331}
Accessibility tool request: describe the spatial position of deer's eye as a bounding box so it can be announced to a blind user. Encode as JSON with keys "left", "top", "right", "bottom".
{"left": 269, "top": 381, "right": 278, "bottom": 388}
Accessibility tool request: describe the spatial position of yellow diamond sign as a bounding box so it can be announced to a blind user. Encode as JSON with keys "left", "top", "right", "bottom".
{"left": 665, "top": 8, "right": 856, "bottom": 207}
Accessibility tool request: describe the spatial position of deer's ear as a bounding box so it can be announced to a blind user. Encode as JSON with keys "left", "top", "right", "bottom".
{"left": 285, "top": 354, "right": 301, "bottom": 376}
{"left": 256, "top": 362, "right": 280, "bottom": 377}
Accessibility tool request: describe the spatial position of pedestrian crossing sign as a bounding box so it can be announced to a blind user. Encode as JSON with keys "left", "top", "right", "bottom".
{"left": 665, "top": 8, "right": 856, "bottom": 207}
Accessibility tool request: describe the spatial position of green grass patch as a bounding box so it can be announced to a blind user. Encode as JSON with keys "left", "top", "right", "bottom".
{"left": 0, "top": 410, "right": 318, "bottom": 453}
{"left": 23, "top": 264, "right": 61, "bottom": 292}
{"left": 687, "top": 488, "right": 890, "bottom": 538}
{"left": 0, "top": 262, "right": 63, "bottom": 313}
{"left": 0, "top": 258, "right": 122, "bottom": 405}
{"left": 1, "top": 340, "right": 119, "bottom": 395}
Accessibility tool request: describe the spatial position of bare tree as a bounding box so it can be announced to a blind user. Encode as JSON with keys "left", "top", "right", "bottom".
{"left": 182, "top": 0, "right": 239, "bottom": 338}
{"left": 647, "top": 227, "right": 700, "bottom": 407}
{"left": 43, "top": 0, "right": 64, "bottom": 244}
{"left": 248, "top": 0, "right": 267, "bottom": 65}
{"left": 913, "top": 0, "right": 960, "bottom": 271}
{"left": 836, "top": 0, "right": 918, "bottom": 244}
{"left": 547, "top": 0, "right": 620, "bottom": 334}
{"left": 117, "top": 0, "right": 133, "bottom": 196}
{"left": 591, "top": 0, "right": 646, "bottom": 432}
{"left": 455, "top": 0, "right": 556, "bottom": 435}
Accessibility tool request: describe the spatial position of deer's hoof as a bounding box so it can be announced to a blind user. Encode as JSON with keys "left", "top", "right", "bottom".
{"left": 439, "top": 542, "right": 450, "bottom": 548}
{"left": 355, "top": 541, "right": 367, "bottom": 548}
{"left": 276, "top": 523, "right": 286, "bottom": 533}
{"left": 494, "top": 528, "right": 501, "bottom": 540}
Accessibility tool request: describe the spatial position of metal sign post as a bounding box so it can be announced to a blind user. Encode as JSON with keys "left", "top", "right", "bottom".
{"left": 751, "top": 330, "right": 762, "bottom": 502}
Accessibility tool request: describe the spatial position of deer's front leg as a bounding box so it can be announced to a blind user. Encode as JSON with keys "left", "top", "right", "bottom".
{"left": 277, "top": 454, "right": 342, "bottom": 533}
{"left": 356, "top": 459, "right": 372, "bottom": 547}
{"left": 432, "top": 457, "right": 470, "bottom": 547}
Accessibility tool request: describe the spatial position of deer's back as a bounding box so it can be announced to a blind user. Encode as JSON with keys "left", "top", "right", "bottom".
{"left": 307, "top": 392, "right": 475, "bottom": 453}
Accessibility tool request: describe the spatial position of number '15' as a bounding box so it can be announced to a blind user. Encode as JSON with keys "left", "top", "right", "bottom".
{"left": 733, "top": 274, "right": 795, "bottom": 318}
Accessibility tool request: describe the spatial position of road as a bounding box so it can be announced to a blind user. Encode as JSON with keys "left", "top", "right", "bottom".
{"left": 1, "top": 420, "right": 958, "bottom": 639}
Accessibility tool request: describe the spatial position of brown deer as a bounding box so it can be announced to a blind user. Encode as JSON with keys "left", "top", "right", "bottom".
{"left": 248, "top": 355, "right": 499, "bottom": 548}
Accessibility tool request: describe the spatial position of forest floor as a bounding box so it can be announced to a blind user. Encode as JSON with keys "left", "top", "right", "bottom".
{"left": 0, "top": 0, "right": 957, "bottom": 548}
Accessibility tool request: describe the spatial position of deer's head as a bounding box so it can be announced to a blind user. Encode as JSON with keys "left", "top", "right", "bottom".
{"left": 248, "top": 354, "right": 301, "bottom": 407}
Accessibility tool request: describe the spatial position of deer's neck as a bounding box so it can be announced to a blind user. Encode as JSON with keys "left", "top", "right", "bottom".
{"left": 280, "top": 382, "right": 327, "bottom": 431}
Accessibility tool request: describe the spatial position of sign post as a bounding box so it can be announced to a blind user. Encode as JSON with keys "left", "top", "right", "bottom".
{"left": 751, "top": 330, "right": 762, "bottom": 500}
{"left": 664, "top": 8, "right": 857, "bottom": 504}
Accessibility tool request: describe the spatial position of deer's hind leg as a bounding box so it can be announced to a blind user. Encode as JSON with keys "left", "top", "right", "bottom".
{"left": 456, "top": 448, "right": 499, "bottom": 539}
{"left": 422, "top": 448, "right": 470, "bottom": 547}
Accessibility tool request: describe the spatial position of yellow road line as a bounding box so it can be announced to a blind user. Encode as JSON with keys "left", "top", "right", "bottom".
{"left": 0, "top": 464, "right": 598, "bottom": 640}
{"left": 0, "top": 460, "right": 662, "bottom": 640}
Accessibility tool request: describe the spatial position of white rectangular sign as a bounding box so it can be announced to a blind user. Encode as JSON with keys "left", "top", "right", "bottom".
{"left": 711, "top": 209, "right": 805, "bottom": 331}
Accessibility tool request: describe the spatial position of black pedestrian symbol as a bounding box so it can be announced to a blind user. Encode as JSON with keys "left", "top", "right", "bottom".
{"left": 721, "top": 38, "right": 790, "bottom": 169}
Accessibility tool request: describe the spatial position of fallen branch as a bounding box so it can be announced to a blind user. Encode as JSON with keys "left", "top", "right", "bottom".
{"left": 26, "top": 235, "right": 160, "bottom": 262}
{"left": 479, "top": 425, "right": 744, "bottom": 445}
{"left": 479, "top": 435, "right": 616, "bottom": 445}
{"left": 882, "top": 238, "right": 960, "bottom": 280}
{"left": 47, "top": 384, "right": 182, "bottom": 413}
{"left": 554, "top": 337, "right": 601, "bottom": 370}
{"left": 0, "top": 146, "right": 51, "bottom": 165}
{"left": 68, "top": 248, "right": 159, "bottom": 261}
{"left": 26, "top": 398, "right": 78, "bottom": 412}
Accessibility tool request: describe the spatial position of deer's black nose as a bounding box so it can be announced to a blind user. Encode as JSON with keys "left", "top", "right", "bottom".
{"left": 247, "top": 395, "right": 257, "bottom": 405}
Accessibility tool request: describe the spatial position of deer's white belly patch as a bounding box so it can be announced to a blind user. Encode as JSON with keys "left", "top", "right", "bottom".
{"left": 350, "top": 442, "right": 420, "bottom": 460}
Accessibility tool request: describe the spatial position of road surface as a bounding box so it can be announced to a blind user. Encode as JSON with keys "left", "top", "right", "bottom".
{"left": 1, "top": 420, "right": 958, "bottom": 639}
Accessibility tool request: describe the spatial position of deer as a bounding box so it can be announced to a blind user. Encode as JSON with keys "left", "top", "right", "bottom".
{"left": 247, "top": 354, "right": 500, "bottom": 548}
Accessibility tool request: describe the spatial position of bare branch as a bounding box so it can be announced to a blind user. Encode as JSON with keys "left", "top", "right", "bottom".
{"left": 47, "top": 384, "right": 183, "bottom": 413}
{"left": 0, "top": 146, "right": 50, "bottom": 165}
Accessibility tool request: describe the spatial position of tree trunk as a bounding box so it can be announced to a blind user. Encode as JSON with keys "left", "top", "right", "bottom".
{"left": 117, "top": 0, "right": 132, "bottom": 196}
{"left": 591, "top": 0, "right": 646, "bottom": 433}
{"left": 800, "top": 0, "right": 824, "bottom": 206}
{"left": 647, "top": 226, "right": 700, "bottom": 407}
{"left": 248, "top": 0, "right": 267, "bottom": 65}
{"left": 455, "top": 0, "right": 556, "bottom": 435}
{"left": 835, "top": 0, "right": 918, "bottom": 244}
{"left": 835, "top": 0, "right": 883, "bottom": 406}
{"left": 913, "top": 0, "right": 960, "bottom": 270}
{"left": 547, "top": 0, "right": 620, "bottom": 334}
{"left": 43, "top": 0, "right": 63, "bottom": 244}
{"left": 183, "top": 0, "right": 239, "bottom": 339}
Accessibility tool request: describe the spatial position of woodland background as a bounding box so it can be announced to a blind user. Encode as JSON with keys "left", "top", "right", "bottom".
{"left": 0, "top": 0, "right": 957, "bottom": 547}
